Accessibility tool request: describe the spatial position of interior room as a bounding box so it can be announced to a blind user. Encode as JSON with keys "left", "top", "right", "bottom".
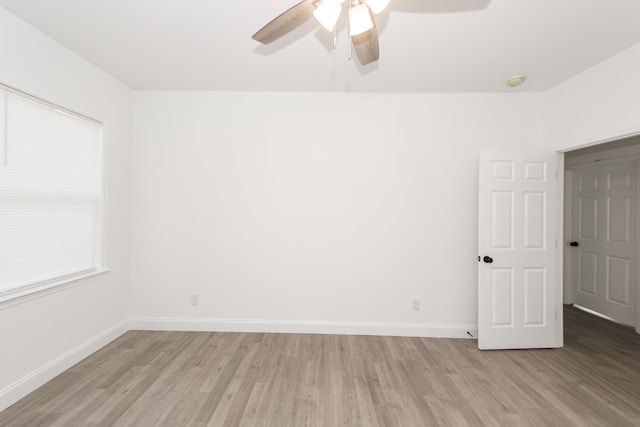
{"left": 1, "top": 0, "right": 640, "bottom": 425}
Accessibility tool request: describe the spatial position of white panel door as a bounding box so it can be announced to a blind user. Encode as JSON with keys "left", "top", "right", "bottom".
{"left": 478, "top": 152, "right": 559, "bottom": 350}
{"left": 570, "top": 161, "right": 636, "bottom": 326}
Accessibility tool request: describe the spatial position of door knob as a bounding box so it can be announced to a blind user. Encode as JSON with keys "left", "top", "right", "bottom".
{"left": 483, "top": 256, "right": 494, "bottom": 263}
{"left": 569, "top": 241, "right": 579, "bottom": 247}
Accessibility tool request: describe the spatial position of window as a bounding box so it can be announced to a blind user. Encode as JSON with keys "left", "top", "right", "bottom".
{"left": 0, "top": 85, "right": 104, "bottom": 301}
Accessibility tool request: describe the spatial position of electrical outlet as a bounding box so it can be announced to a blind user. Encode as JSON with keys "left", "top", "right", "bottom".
{"left": 411, "top": 299, "right": 420, "bottom": 311}
{"left": 191, "top": 294, "right": 199, "bottom": 306}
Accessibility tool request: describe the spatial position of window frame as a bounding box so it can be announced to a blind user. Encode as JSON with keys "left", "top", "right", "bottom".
{"left": 0, "top": 82, "right": 108, "bottom": 305}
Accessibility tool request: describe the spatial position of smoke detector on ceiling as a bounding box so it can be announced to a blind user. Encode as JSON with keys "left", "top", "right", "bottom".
{"left": 506, "top": 75, "right": 527, "bottom": 88}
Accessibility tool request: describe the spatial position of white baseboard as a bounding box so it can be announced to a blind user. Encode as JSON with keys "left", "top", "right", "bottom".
{"left": 130, "top": 317, "right": 478, "bottom": 339}
{"left": 0, "top": 319, "right": 129, "bottom": 413}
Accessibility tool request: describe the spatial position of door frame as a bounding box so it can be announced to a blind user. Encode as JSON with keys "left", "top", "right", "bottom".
{"left": 556, "top": 153, "right": 565, "bottom": 347}
{"left": 563, "top": 154, "right": 640, "bottom": 333}
{"left": 558, "top": 129, "right": 640, "bottom": 336}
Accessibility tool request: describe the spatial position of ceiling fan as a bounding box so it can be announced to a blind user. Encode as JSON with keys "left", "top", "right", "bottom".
{"left": 252, "top": 0, "right": 390, "bottom": 66}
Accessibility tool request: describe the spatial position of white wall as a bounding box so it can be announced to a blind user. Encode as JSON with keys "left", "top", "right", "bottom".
{"left": 129, "top": 43, "right": 640, "bottom": 340}
{"left": 131, "top": 91, "right": 545, "bottom": 336}
{"left": 0, "top": 8, "right": 132, "bottom": 410}
{"left": 544, "top": 42, "right": 640, "bottom": 150}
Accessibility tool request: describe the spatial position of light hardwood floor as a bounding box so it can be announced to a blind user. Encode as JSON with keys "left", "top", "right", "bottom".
{"left": 2, "top": 305, "right": 640, "bottom": 426}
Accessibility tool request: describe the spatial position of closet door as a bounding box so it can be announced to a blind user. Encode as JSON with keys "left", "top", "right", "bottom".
{"left": 571, "top": 160, "right": 636, "bottom": 326}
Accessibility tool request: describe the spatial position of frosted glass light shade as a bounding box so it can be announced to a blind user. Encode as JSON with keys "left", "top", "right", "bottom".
{"left": 349, "top": 3, "right": 374, "bottom": 35}
{"left": 314, "top": 1, "right": 342, "bottom": 31}
{"left": 364, "top": 0, "right": 390, "bottom": 14}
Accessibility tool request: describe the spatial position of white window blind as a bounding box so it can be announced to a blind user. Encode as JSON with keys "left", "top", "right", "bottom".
{"left": 0, "top": 87, "right": 104, "bottom": 297}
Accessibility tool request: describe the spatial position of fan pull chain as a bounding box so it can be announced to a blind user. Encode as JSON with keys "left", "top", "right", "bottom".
{"left": 333, "top": 25, "right": 337, "bottom": 50}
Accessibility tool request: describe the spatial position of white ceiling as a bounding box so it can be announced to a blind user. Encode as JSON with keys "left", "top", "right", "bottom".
{"left": 1, "top": 0, "right": 640, "bottom": 92}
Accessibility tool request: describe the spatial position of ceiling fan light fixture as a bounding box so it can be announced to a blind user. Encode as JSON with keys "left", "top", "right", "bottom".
{"left": 313, "top": 0, "right": 342, "bottom": 31}
{"left": 363, "top": 0, "right": 390, "bottom": 14}
{"left": 349, "top": 2, "right": 374, "bottom": 36}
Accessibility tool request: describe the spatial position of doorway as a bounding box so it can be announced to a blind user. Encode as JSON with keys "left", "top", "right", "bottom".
{"left": 564, "top": 135, "right": 640, "bottom": 333}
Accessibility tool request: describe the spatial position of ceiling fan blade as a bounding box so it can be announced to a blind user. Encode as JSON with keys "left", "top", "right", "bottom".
{"left": 252, "top": 0, "right": 317, "bottom": 44}
{"left": 351, "top": 7, "right": 380, "bottom": 66}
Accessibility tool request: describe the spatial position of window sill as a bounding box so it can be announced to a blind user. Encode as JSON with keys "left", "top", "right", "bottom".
{"left": 0, "top": 269, "right": 110, "bottom": 308}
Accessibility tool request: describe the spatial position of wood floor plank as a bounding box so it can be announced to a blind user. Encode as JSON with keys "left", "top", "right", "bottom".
{"left": 2, "top": 305, "right": 640, "bottom": 426}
